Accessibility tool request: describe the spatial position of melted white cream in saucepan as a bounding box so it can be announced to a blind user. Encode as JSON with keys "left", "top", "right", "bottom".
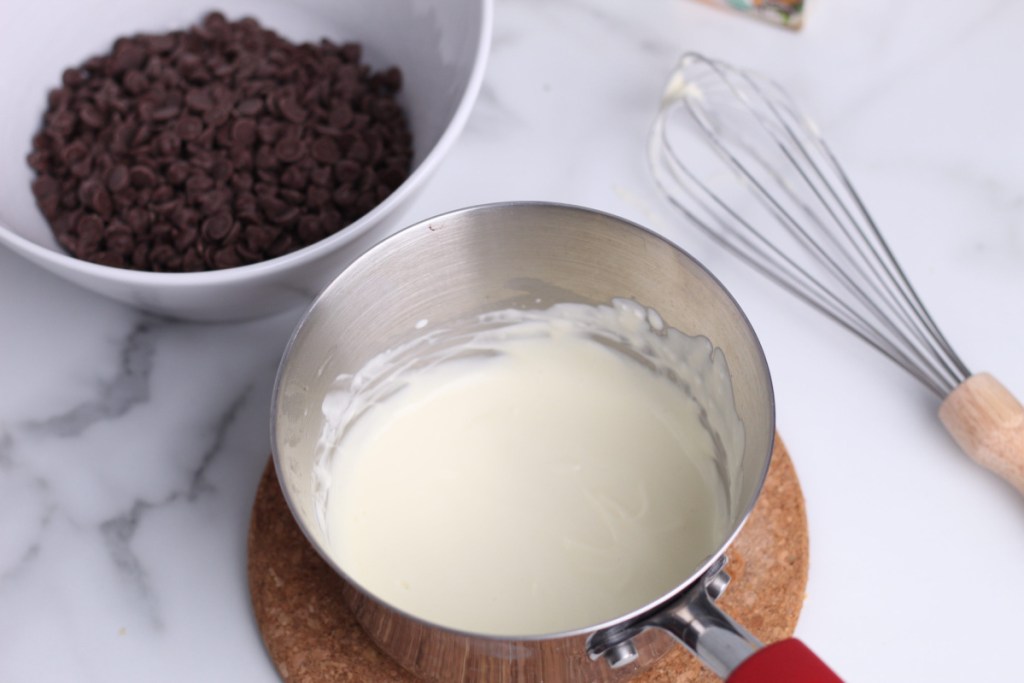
{"left": 316, "top": 299, "right": 742, "bottom": 636}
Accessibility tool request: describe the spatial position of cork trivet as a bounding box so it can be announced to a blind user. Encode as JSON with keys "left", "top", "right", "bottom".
{"left": 247, "top": 434, "right": 808, "bottom": 682}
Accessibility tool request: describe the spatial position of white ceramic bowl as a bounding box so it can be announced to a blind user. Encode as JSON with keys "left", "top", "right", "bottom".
{"left": 0, "top": 0, "right": 491, "bottom": 321}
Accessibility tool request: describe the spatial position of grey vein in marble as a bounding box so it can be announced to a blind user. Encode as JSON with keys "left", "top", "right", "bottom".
{"left": 1, "top": 308, "right": 260, "bottom": 630}
{"left": 94, "top": 383, "right": 256, "bottom": 628}
{"left": 100, "top": 500, "right": 163, "bottom": 627}
{"left": 24, "top": 321, "right": 159, "bottom": 438}
{"left": 185, "top": 386, "right": 252, "bottom": 502}
{"left": 0, "top": 429, "right": 12, "bottom": 470}
{"left": 0, "top": 477, "right": 55, "bottom": 583}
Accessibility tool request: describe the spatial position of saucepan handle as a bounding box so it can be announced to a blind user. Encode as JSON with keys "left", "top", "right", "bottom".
{"left": 726, "top": 639, "right": 841, "bottom": 683}
{"left": 588, "top": 557, "right": 843, "bottom": 682}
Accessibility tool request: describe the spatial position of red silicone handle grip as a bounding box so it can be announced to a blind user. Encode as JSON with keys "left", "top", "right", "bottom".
{"left": 726, "top": 638, "right": 843, "bottom": 683}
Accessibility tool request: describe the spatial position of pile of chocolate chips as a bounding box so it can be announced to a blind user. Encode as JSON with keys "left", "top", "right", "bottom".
{"left": 27, "top": 12, "right": 413, "bottom": 272}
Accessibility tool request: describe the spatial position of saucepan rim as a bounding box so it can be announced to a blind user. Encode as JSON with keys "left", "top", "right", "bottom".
{"left": 269, "top": 200, "right": 776, "bottom": 643}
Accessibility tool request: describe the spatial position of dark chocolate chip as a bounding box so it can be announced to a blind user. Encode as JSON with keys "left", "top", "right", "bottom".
{"left": 175, "top": 115, "right": 204, "bottom": 141}
{"left": 107, "top": 220, "right": 136, "bottom": 255}
{"left": 265, "top": 233, "right": 296, "bottom": 258}
{"left": 189, "top": 150, "right": 216, "bottom": 172}
{"left": 278, "top": 97, "right": 307, "bottom": 124}
{"left": 230, "top": 148, "right": 253, "bottom": 171}
{"left": 79, "top": 103, "right": 107, "bottom": 128}
{"left": 91, "top": 252, "right": 126, "bottom": 268}
{"left": 62, "top": 68, "right": 86, "bottom": 88}
{"left": 61, "top": 140, "right": 89, "bottom": 164}
{"left": 243, "top": 223, "right": 278, "bottom": 252}
{"left": 174, "top": 226, "right": 198, "bottom": 251}
{"left": 280, "top": 164, "right": 308, "bottom": 189}
{"left": 256, "top": 120, "right": 280, "bottom": 143}
{"left": 235, "top": 97, "right": 264, "bottom": 117}
{"left": 333, "top": 159, "right": 361, "bottom": 184}
{"left": 311, "top": 136, "right": 340, "bottom": 164}
{"left": 280, "top": 188, "right": 305, "bottom": 206}
{"left": 340, "top": 43, "right": 361, "bottom": 63}
{"left": 129, "top": 165, "right": 158, "bottom": 188}
{"left": 151, "top": 103, "right": 182, "bottom": 122}
{"left": 272, "top": 136, "right": 303, "bottom": 163}
{"left": 306, "top": 185, "right": 330, "bottom": 207}
{"left": 346, "top": 139, "right": 369, "bottom": 163}
{"left": 110, "top": 42, "right": 147, "bottom": 75}
{"left": 201, "top": 211, "right": 233, "bottom": 241}
{"left": 148, "top": 34, "right": 177, "bottom": 54}
{"left": 149, "top": 243, "right": 181, "bottom": 270}
{"left": 212, "top": 246, "right": 241, "bottom": 269}
{"left": 198, "top": 188, "right": 231, "bottom": 214}
{"left": 123, "top": 70, "right": 149, "bottom": 94}
{"left": 297, "top": 215, "right": 324, "bottom": 243}
{"left": 166, "top": 160, "right": 191, "bottom": 185}
{"left": 157, "top": 131, "right": 181, "bottom": 156}
{"left": 231, "top": 118, "right": 257, "bottom": 146}
{"left": 77, "top": 214, "right": 104, "bottom": 253}
{"left": 210, "top": 159, "right": 234, "bottom": 182}
{"left": 255, "top": 145, "right": 278, "bottom": 169}
{"left": 331, "top": 184, "right": 357, "bottom": 208}
{"left": 185, "top": 173, "right": 213, "bottom": 194}
{"left": 90, "top": 185, "right": 113, "bottom": 218}
{"left": 203, "top": 103, "right": 232, "bottom": 127}
{"left": 327, "top": 102, "right": 354, "bottom": 130}
{"left": 182, "top": 248, "right": 204, "bottom": 271}
{"left": 185, "top": 88, "right": 214, "bottom": 112}
{"left": 31, "top": 175, "right": 60, "bottom": 199}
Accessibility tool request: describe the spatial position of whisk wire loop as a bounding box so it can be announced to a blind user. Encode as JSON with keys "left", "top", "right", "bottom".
{"left": 728, "top": 67, "right": 968, "bottom": 392}
{"left": 652, "top": 122, "right": 950, "bottom": 396}
{"left": 650, "top": 53, "right": 970, "bottom": 398}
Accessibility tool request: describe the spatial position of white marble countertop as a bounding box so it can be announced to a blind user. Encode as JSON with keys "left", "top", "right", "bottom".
{"left": 3, "top": 1, "right": 1023, "bottom": 680}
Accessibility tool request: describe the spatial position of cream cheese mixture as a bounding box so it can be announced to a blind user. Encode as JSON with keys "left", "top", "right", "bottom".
{"left": 316, "top": 299, "right": 743, "bottom": 636}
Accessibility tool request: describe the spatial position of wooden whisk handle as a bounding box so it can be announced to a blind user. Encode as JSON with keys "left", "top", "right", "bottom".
{"left": 939, "top": 373, "right": 1024, "bottom": 496}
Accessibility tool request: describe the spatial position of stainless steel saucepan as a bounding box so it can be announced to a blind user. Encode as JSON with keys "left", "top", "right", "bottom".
{"left": 270, "top": 202, "right": 840, "bottom": 682}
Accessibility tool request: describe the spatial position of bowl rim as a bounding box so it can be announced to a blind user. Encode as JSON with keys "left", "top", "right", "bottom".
{"left": 0, "top": 0, "right": 494, "bottom": 286}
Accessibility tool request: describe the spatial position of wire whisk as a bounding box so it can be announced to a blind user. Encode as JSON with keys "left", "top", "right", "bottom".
{"left": 649, "top": 52, "right": 1024, "bottom": 494}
